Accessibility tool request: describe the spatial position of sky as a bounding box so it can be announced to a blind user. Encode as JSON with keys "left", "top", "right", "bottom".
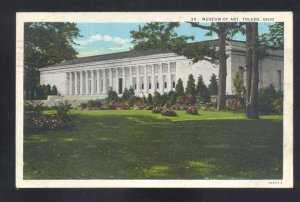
{"left": 74, "top": 22, "right": 272, "bottom": 58}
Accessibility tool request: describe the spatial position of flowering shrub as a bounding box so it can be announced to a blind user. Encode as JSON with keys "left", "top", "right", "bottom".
{"left": 226, "top": 99, "right": 244, "bottom": 111}
{"left": 176, "top": 95, "right": 197, "bottom": 106}
{"left": 273, "top": 98, "right": 283, "bottom": 114}
{"left": 152, "top": 106, "right": 163, "bottom": 113}
{"left": 200, "top": 102, "right": 217, "bottom": 110}
{"left": 101, "top": 102, "right": 130, "bottom": 110}
{"left": 30, "top": 114, "right": 74, "bottom": 130}
{"left": 55, "top": 100, "right": 72, "bottom": 117}
{"left": 186, "top": 106, "right": 199, "bottom": 115}
{"left": 160, "top": 108, "right": 177, "bottom": 116}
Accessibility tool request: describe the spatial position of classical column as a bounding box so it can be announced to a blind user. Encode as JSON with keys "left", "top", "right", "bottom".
{"left": 80, "top": 71, "right": 83, "bottom": 95}
{"left": 85, "top": 70, "right": 89, "bottom": 95}
{"left": 144, "top": 66, "right": 148, "bottom": 94}
{"left": 103, "top": 69, "right": 107, "bottom": 94}
{"left": 97, "top": 69, "right": 100, "bottom": 94}
{"left": 168, "top": 63, "right": 172, "bottom": 91}
{"left": 136, "top": 66, "right": 140, "bottom": 94}
{"left": 151, "top": 65, "right": 155, "bottom": 93}
{"left": 69, "top": 72, "right": 73, "bottom": 95}
{"left": 65, "top": 72, "right": 69, "bottom": 95}
{"left": 129, "top": 67, "right": 133, "bottom": 88}
{"left": 74, "top": 72, "right": 78, "bottom": 95}
{"left": 160, "top": 64, "right": 164, "bottom": 93}
{"left": 116, "top": 68, "right": 119, "bottom": 94}
{"left": 109, "top": 68, "right": 113, "bottom": 90}
{"left": 90, "top": 70, "right": 94, "bottom": 95}
{"left": 122, "top": 67, "right": 126, "bottom": 92}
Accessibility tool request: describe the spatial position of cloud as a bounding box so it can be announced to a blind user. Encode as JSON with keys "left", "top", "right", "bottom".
{"left": 76, "top": 34, "right": 130, "bottom": 46}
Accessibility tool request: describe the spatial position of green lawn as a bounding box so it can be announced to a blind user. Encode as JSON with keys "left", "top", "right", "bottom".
{"left": 24, "top": 110, "right": 283, "bottom": 179}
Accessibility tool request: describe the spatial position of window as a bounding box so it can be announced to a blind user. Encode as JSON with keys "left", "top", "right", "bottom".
{"left": 164, "top": 82, "right": 167, "bottom": 88}
{"left": 134, "top": 84, "right": 137, "bottom": 90}
{"left": 149, "top": 83, "right": 151, "bottom": 89}
{"left": 172, "top": 81, "right": 175, "bottom": 88}
{"left": 157, "top": 82, "right": 159, "bottom": 89}
{"left": 141, "top": 83, "right": 144, "bottom": 90}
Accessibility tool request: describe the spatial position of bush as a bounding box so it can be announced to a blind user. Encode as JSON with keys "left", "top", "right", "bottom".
{"left": 101, "top": 101, "right": 130, "bottom": 110}
{"left": 273, "top": 98, "right": 283, "bottom": 114}
{"left": 186, "top": 105, "right": 199, "bottom": 115}
{"left": 30, "top": 114, "right": 74, "bottom": 131}
{"left": 258, "top": 84, "right": 283, "bottom": 114}
{"left": 161, "top": 108, "right": 177, "bottom": 116}
{"left": 200, "top": 102, "right": 217, "bottom": 110}
{"left": 176, "top": 95, "right": 197, "bottom": 106}
{"left": 152, "top": 106, "right": 163, "bottom": 113}
{"left": 106, "top": 88, "right": 119, "bottom": 103}
{"left": 55, "top": 100, "right": 72, "bottom": 117}
{"left": 226, "top": 99, "right": 244, "bottom": 111}
{"left": 24, "top": 100, "right": 74, "bottom": 131}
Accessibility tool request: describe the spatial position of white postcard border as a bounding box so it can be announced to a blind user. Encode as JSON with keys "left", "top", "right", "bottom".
{"left": 16, "top": 12, "right": 293, "bottom": 188}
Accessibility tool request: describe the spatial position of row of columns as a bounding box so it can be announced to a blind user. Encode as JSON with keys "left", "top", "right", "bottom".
{"left": 65, "top": 62, "right": 176, "bottom": 96}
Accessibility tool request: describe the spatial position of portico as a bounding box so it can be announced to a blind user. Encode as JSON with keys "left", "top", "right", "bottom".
{"left": 64, "top": 62, "right": 177, "bottom": 97}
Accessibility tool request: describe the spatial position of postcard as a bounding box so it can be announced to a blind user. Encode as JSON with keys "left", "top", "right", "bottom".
{"left": 16, "top": 12, "right": 293, "bottom": 188}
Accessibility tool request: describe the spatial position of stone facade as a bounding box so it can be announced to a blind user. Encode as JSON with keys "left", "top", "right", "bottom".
{"left": 39, "top": 40, "right": 284, "bottom": 100}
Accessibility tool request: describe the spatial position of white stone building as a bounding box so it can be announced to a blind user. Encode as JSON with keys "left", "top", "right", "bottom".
{"left": 39, "top": 40, "right": 283, "bottom": 100}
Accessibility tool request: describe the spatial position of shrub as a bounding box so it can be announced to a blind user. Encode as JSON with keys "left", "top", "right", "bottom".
{"left": 55, "top": 100, "right": 72, "bottom": 117}
{"left": 226, "top": 99, "right": 243, "bottom": 111}
{"left": 186, "top": 105, "right": 199, "bottom": 115}
{"left": 30, "top": 114, "right": 74, "bottom": 131}
{"left": 200, "top": 102, "right": 217, "bottom": 110}
{"left": 161, "top": 108, "right": 177, "bottom": 116}
{"left": 258, "top": 84, "right": 283, "bottom": 114}
{"left": 176, "top": 95, "right": 197, "bottom": 106}
{"left": 273, "top": 98, "right": 283, "bottom": 114}
{"left": 153, "top": 91, "right": 162, "bottom": 106}
{"left": 152, "top": 106, "right": 163, "bottom": 113}
{"left": 106, "top": 88, "right": 119, "bottom": 103}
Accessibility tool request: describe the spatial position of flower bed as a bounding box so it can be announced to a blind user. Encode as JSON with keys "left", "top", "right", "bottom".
{"left": 186, "top": 105, "right": 199, "bottom": 115}
{"left": 160, "top": 108, "right": 177, "bottom": 116}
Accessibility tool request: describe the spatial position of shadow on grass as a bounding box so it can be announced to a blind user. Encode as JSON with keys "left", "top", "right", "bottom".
{"left": 24, "top": 112, "right": 283, "bottom": 180}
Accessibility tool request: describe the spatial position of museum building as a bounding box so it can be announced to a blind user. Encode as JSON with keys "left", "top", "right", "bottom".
{"left": 39, "top": 39, "right": 284, "bottom": 100}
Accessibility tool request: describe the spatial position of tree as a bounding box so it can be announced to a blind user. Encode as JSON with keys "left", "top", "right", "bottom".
{"left": 260, "top": 22, "right": 284, "bottom": 50}
{"left": 167, "top": 91, "right": 177, "bottom": 106}
{"left": 24, "top": 22, "right": 81, "bottom": 100}
{"left": 196, "top": 75, "right": 210, "bottom": 102}
{"left": 51, "top": 85, "right": 58, "bottom": 95}
{"left": 180, "top": 22, "right": 245, "bottom": 110}
{"left": 147, "top": 93, "right": 153, "bottom": 105}
{"left": 153, "top": 91, "right": 162, "bottom": 106}
{"left": 245, "top": 22, "right": 259, "bottom": 119}
{"left": 130, "top": 22, "right": 243, "bottom": 110}
{"left": 185, "top": 74, "right": 196, "bottom": 96}
{"left": 106, "top": 87, "right": 118, "bottom": 102}
{"left": 233, "top": 71, "right": 243, "bottom": 99}
{"left": 208, "top": 74, "right": 218, "bottom": 95}
{"left": 175, "top": 78, "right": 185, "bottom": 97}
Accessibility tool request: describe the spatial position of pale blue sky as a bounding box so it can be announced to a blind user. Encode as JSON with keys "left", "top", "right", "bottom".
{"left": 74, "top": 22, "right": 271, "bottom": 57}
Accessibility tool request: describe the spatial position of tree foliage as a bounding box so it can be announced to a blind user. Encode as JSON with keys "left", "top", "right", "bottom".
{"left": 185, "top": 74, "right": 196, "bottom": 96}
{"left": 196, "top": 75, "right": 210, "bottom": 102}
{"left": 208, "top": 74, "right": 218, "bottom": 95}
{"left": 260, "top": 22, "right": 284, "bottom": 50}
{"left": 24, "top": 22, "right": 81, "bottom": 100}
{"left": 233, "top": 71, "right": 244, "bottom": 99}
{"left": 175, "top": 78, "right": 185, "bottom": 97}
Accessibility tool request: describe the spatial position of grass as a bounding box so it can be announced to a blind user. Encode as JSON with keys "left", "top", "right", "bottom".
{"left": 24, "top": 110, "right": 283, "bottom": 180}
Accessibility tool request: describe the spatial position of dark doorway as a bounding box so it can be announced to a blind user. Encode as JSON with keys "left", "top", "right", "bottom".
{"left": 119, "top": 78, "right": 123, "bottom": 94}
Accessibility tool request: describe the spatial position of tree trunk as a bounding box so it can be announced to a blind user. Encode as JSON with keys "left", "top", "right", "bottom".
{"left": 245, "top": 23, "right": 253, "bottom": 118}
{"left": 249, "top": 23, "right": 259, "bottom": 119}
{"left": 217, "top": 23, "right": 227, "bottom": 110}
